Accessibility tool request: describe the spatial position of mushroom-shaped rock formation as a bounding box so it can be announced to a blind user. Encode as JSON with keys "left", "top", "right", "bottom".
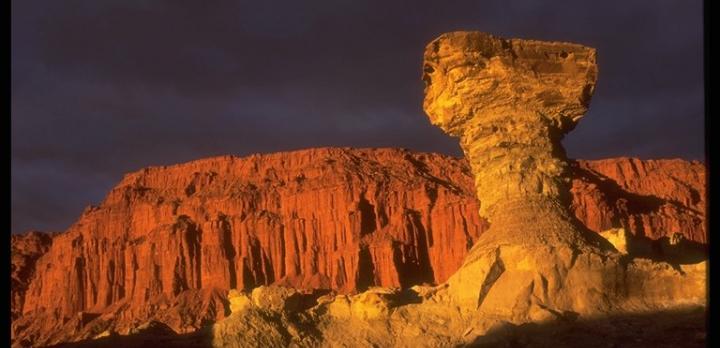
{"left": 423, "top": 31, "right": 597, "bottom": 220}
{"left": 423, "top": 31, "right": 704, "bottom": 321}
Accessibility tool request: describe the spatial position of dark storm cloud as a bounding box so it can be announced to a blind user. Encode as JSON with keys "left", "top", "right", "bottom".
{"left": 11, "top": 0, "right": 704, "bottom": 233}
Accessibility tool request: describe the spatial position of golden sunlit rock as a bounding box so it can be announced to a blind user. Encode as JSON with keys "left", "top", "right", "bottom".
{"left": 423, "top": 31, "right": 597, "bottom": 219}
{"left": 9, "top": 31, "right": 707, "bottom": 348}
{"left": 422, "top": 31, "right": 705, "bottom": 321}
{"left": 599, "top": 227, "right": 629, "bottom": 254}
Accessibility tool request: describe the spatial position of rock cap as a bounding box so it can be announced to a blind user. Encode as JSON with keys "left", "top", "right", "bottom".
{"left": 423, "top": 31, "right": 597, "bottom": 137}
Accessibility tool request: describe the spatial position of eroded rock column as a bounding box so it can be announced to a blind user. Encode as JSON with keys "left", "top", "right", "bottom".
{"left": 423, "top": 31, "right": 596, "bottom": 224}
{"left": 422, "top": 32, "right": 704, "bottom": 321}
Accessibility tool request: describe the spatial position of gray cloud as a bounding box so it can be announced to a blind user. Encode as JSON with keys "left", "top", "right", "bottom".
{"left": 11, "top": 0, "right": 704, "bottom": 233}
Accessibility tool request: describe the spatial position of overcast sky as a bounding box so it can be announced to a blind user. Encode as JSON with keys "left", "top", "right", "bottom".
{"left": 11, "top": 0, "right": 704, "bottom": 233}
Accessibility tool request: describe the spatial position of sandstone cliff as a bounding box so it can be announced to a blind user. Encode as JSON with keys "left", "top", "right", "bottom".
{"left": 13, "top": 148, "right": 485, "bottom": 346}
{"left": 11, "top": 147, "right": 705, "bottom": 347}
{"left": 571, "top": 158, "right": 706, "bottom": 243}
{"left": 11, "top": 231, "right": 53, "bottom": 321}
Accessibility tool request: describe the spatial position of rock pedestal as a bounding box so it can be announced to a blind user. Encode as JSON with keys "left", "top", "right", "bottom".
{"left": 423, "top": 31, "right": 597, "bottom": 221}
{"left": 422, "top": 32, "right": 704, "bottom": 321}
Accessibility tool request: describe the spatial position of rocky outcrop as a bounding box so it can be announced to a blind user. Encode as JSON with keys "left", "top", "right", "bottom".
{"left": 571, "top": 158, "right": 706, "bottom": 243}
{"left": 45, "top": 283, "right": 707, "bottom": 348}
{"left": 423, "top": 31, "right": 598, "bottom": 220}
{"left": 11, "top": 146, "right": 706, "bottom": 347}
{"left": 11, "top": 30, "right": 707, "bottom": 348}
{"left": 422, "top": 31, "right": 704, "bottom": 320}
{"left": 13, "top": 148, "right": 486, "bottom": 347}
{"left": 208, "top": 286, "right": 706, "bottom": 348}
{"left": 11, "top": 231, "right": 52, "bottom": 321}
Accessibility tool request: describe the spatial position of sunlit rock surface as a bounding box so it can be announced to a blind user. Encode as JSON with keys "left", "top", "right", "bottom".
{"left": 422, "top": 31, "right": 705, "bottom": 321}
{"left": 10, "top": 31, "right": 706, "bottom": 348}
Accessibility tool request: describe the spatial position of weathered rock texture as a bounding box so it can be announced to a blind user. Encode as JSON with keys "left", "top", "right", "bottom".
{"left": 10, "top": 147, "right": 705, "bottom": 347}
{"left": 11, "top": 31, "right": 707, "bottom": 348}
{"left": 11, "top": 231, "right": 53, "bottom": 321}
{"left": 422, "top": 31, "right": 705, "bottom": 320}
{"left": 423, "top": 31, "right": 597, "bottom": 219}
{"left": 47, "top": 285, "right": 708, "bottom": 348}
{"left": 12, "top": 148, "right": 485, "bottom": 347}
{"left": 571, "top": 158, "right": 706, "bottom": 243}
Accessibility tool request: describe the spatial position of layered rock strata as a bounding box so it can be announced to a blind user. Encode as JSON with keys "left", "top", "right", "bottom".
{"left": 12, "top": 148, "right": 485, "bottom": 347}
{"left": 11, "top": 147, "right": 706, "bottom": 347}
{"left": 34, "top": 31, "right": 707, "bottom": 347}
{"left": 9, "top": 29, "right": 708, "bottom": 348}
{"left": 571, "top": 158, "right": 706, "bottom": 244}
{"left": 421, "top": 31, "right": 705, "bottom": 319}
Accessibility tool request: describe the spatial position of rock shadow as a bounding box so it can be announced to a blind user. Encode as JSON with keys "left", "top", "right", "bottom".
{"left": 465, "top": 306, "right": 706, "bottom": 348}
{"left": 571, "top": 162, "right": 668, "bottom": 217}
{"left": 47, "top": 321, "right": 214, "bottom": 348}
{"left": 626, "top": 234, "right": 708, "bottom": 266}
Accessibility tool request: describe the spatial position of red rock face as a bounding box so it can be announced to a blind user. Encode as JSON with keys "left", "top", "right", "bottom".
{"left": 11, "top": 231, "right": 52, "bottom": 321}
{"left": 11, "top": 148, "right": 705, "bottom": 346}
{"left": 570, "top": 158, "right": 706, "bottom": 243}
